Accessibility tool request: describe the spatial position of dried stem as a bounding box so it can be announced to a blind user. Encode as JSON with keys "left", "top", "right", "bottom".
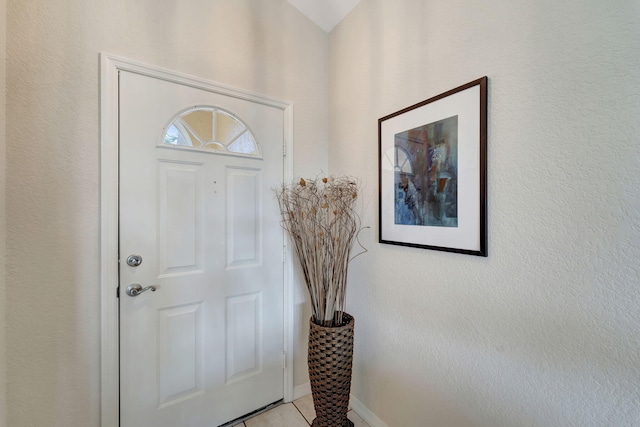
{"left": 275, "top": 176, "right": 364, "bottom": 327}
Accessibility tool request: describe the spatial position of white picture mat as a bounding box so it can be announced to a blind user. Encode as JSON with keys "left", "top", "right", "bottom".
{"left": 380, "top": 84, "right": 481, "bottom": 251}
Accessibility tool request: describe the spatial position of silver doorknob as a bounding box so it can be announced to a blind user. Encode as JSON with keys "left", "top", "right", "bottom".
{"left": 126, "top": 283, "right": 157, "bottom": 297}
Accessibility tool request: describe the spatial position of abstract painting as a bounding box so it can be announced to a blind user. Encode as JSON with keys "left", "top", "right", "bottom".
{"left": 379, "top": 77, "right": 487, "bottom": 256}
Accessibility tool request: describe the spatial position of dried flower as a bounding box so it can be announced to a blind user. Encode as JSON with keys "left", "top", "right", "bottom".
{"left": 275, "top": 175, "right": 366, "bottom": 327}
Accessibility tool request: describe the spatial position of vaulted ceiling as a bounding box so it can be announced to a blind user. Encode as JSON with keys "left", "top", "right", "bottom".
{"left": 287, "top": 0, "right": 361, "bottom": 32}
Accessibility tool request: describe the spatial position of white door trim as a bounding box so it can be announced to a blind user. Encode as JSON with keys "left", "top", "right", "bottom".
{"left": 100, "top": 52, "right": 295, "bottom": 427}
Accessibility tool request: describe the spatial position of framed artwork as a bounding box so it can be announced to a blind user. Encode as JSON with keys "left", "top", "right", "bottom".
{"left": 378, "top": 77, "right": 487, "bottom": 256}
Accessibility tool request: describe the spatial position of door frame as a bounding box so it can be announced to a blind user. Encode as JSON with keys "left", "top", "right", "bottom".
{"left": 100, "top": 53, "right": 295, "bottom": 427}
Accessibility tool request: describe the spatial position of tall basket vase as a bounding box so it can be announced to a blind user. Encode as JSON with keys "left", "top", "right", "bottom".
{"left": 307, "top": 313, "right": 355, "bottom": 427}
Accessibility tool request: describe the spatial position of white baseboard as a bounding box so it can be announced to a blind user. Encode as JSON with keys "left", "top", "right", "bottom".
{"left": 293, "top": 382, "right": 312, "bottom": 400}
{"left": 349, "top": 394, "right": 388, "bottom": 427}
{"left": 293, "top": 382, "right": 386, "bottom": 427}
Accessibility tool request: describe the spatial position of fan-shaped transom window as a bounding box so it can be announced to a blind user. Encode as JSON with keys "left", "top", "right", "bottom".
{"left": 162, "top": 106, "right": 261, "bottom": 157}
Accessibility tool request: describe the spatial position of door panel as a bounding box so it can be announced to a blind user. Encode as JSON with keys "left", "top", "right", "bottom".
{"left": 157, "top": 302, "right": 204, "bottom": 407}
{"left": 226, "top": 292, "right": 262, "bottom": 382}
{"left": 119, "top": 70, "right": 284, "bottom": 427}
{"left": 158, "top": 161, "right": 204, "bottom": 275}
{"left": 226, "top": 167, "right": 261, "bottom": 267}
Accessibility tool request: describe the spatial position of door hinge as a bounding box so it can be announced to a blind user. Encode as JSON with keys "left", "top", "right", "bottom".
{"left": 282, "top": 139, "right": 287, "bottom": 157}
{"left": 116, "top": 286, "right": 120, "bottom": 298}
{"left": 282, "top": 245, "right": 286, "bottom": 263}
{"left": 282, "top": 351, "right": 287, "bottom": 369}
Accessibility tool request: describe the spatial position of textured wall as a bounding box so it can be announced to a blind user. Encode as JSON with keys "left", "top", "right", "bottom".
{"left": 5, "top": 0, "right": 327, "bottom": 425}
{"left": 330, "top": 0, "right": 640, "bottom": 425}
{"left": 0, "top": 0, "right": 6, "bottom": 424}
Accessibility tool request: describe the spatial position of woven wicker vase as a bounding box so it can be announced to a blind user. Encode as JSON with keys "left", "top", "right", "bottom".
{"left": 308, "top": 313, "right": 355, "bottom": 427}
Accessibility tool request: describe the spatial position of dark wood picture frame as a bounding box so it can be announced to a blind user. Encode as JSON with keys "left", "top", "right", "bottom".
{"left": 378, "top": 77, "right": 487, "bottom": 256}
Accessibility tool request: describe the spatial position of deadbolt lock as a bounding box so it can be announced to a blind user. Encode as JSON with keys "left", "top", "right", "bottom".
{"left": 126, "top": 254, "right": 143, "bottom": 267}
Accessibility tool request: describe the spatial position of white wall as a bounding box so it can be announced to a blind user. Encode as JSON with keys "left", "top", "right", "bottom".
{"left": 5, "top": 0, "right": 327, "bottom": 425}
{"left": 330, "top": 0, "right": 640, "bottom": 426}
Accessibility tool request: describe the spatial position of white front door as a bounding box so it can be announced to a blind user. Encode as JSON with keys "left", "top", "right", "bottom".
{"left": 119, "top": 70, "right": 285, "bottom": 427}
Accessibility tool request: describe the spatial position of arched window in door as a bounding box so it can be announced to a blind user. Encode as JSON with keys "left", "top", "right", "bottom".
{"left": 162, "top": 106, "right": 261, "bottom": 157}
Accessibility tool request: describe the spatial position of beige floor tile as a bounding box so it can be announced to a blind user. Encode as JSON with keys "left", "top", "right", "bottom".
{"left": 293, "top": 394, "right": 316, "bottom": 424}
{"left": 245, "top": 403, "right": 309, "bottom": 427}
{"left": 347, "top": 410, "right": 370, "bottom": 427}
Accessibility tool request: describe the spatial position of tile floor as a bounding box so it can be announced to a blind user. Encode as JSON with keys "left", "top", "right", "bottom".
{"left": 233, "top": 394, "right": 370, "bottom": 427}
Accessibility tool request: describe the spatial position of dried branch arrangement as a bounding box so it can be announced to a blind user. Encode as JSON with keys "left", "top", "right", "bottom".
{"left": 276, "top": 176, "right": 365, "bottom": 327}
